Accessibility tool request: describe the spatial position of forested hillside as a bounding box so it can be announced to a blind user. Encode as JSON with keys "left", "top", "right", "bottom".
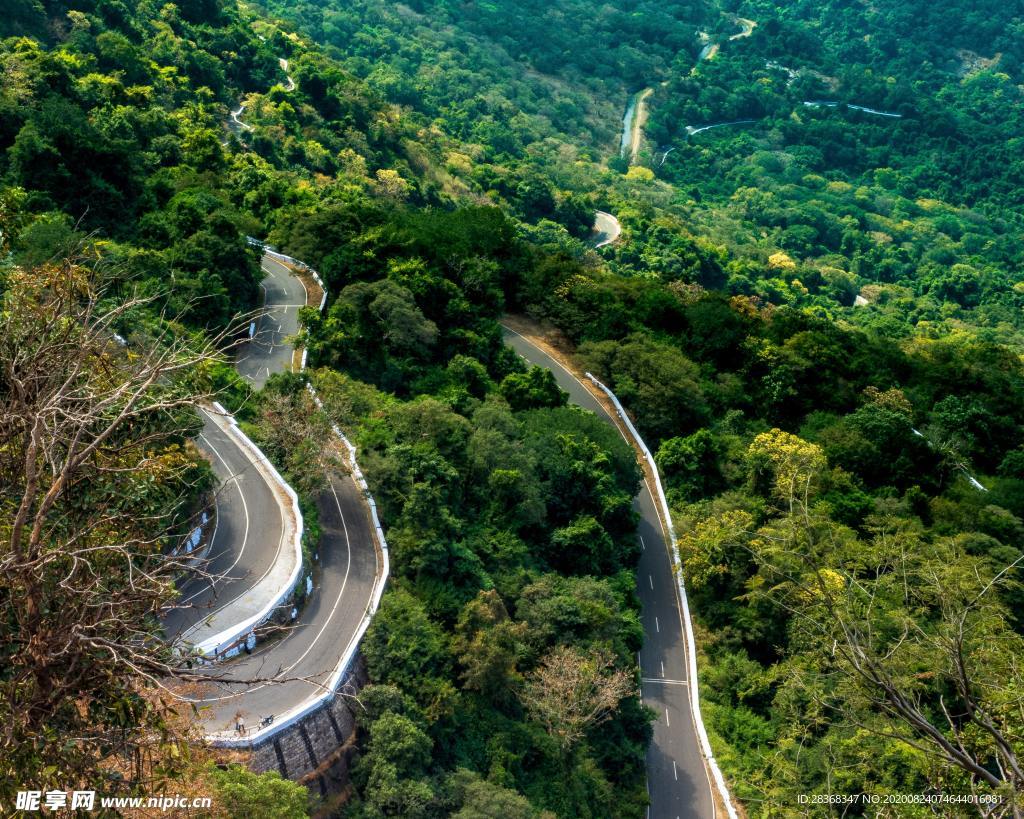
{"left": 3, "top": 0, "right": 1024, "bottom": 815}
{"left": 0, "top": 0, "right": 472, "bottom": 330}
{"left": 254, "top": 0, "right": 1024, "bottom": 811}
{"left": 259, "top": 0, "right": 1024, "bottom": 351}
{"left": 640, "top": 0, "right": 1024, "bottom": 349}
{"left": 1, "top": 1, "right": 651, "bottom": 814}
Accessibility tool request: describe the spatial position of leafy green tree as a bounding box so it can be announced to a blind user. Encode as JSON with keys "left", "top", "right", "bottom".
{"left": 354, "top": 712, "right": 438, "bottom": 818}
{"left": 207, "top": 765, "right": 309, "bottom": 818}
{"left": 451, "top": 590, "right": 526, "bottom": 703}
{"left": 362, "top": 588, "right": 449, "bottom": 697}
{"left": 516, "top": 574, "right": 643, "bottom": 661}
{"left": 656, "top": 429, "right": 724, "bottom": 502}
{"left": 316, "top": 279, "right": 438, "bottom": 381}
{"left": 448, "top": 769, "right": 544, "bottom": 819}
{"left": 579, "top": 334, "right": 707, "bottom": 442}
{"left": 499, "top": 366, "right": 567, "bottom": 411}
{"left": 549, "top": 515, "right": 618, "bottom": 575}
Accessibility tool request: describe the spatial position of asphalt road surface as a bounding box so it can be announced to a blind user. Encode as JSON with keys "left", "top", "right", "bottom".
{"left": 178, "top": 252, "right": 380, "bottom": 737}
{"left": 502, "top": 326, "right": 715, "bottom": 819}
{"left": 188, "top": 471, "right": 379, "bottom": 734}
{"left": 164, "top": 407, "right": 286, "bottom": 647}
{"left": 593, "top": 210, "right": 622, "bottom": 248}
{"left": 236, "top": 257, "right": 308, "bottom": 388}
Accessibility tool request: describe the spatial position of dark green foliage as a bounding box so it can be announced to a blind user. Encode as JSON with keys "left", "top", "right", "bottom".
{"left": 656, "top": 429, "right": 724, "bottom": 503}
{"left": 304, "top": 217, "right": 649, "bottom": 812}
{"left": 11, "top": 0, "right": 1024, "bottom": 809}
{"left": 579, "top": 334, "right": 708, "bottom": 442}
{"left": 207, "top": 766, "right": 309, "bottom": 818}
{"left": 499, "top": 366, "right": 567, "bottom": 412}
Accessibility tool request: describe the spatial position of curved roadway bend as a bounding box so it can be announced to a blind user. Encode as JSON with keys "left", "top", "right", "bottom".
{"left": 190, "top": 471, "right": 379, "bottom": 733}
{"left": 185, "top": 251, "right": 379, "bottom": 735}
{"left": 166, "top": 254, "right": 307, "bottom": 647}
{"left": 502, "top": 327, "right": 715, "bottom": 819}
{"left": 236, "top": 257, "right": 308, "bottom": 388}
{"left": 594, "top": 210, "right": 622, "bottom": 248}
{"left": 164, "top": 407, "right": 286, "bottom": 647}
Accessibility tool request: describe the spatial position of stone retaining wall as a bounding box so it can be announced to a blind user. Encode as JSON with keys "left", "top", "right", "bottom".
{"left": 248, "top": 662, "right": 368, "bottom": 798}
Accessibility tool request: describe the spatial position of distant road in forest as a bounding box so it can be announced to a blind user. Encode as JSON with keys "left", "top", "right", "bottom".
{"left": 593, "top": 210, "right": 622, "bottom": 247}
{"left": 236, "top": 256, "right": 307, "bottom": 388}
{"left": 620, "top": 88, "right": 654, "bottom": 163}
{"left": 502, "top": 325, "right": 716, "bottom": 819}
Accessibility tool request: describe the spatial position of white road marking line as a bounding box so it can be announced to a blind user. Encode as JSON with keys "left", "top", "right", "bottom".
{"left": 178, "top": 425, "right": 251, "bottom": 605}
{"left": 665, "top": 708, "right": 670, "bottom": 727}
{"left": 282, "top": 476, "right": 354, "bottom": 670}
{"left": 673, "top": 760, "right": 678, "bottom": 781}
{"left": 184, "top": 476, "right": 357, "bottom": 703}
{"left": 655, "top": 616, "right": 660, "bottom": 633}
{"left": 175, "top": 410, "right": 289, "bottom": 632}
{"left": 502, "top": 328, "right": 720, "bottom": 812}
{"left": 660, "top": 661, "right": 665, "bottom": 678}
{"left": 649, "top": 574, "right": 654, "bottom": 589}
{"left": 642, "top": 678, "right": 688, "bottom": 686}
{"left": 639, "top": 535, "right": 645, "bottom": 550}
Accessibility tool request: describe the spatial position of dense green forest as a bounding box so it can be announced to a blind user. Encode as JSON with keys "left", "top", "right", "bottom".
{"left": 518, "top": 247, "right": 1024, "bottom": 810}
{"left": 638, "top": 0, "right": 1024, "bottom": 349}
{"left": 266, "top": 204, "right": 652, "bottom": 817}
{"left": 259, "top": 0, "right": 1024, "bottom": 351}
{"left": 3, "top": 0, "right": 1024, "bottom": 814}
{"left": 1, "top": 1, "right": 652, "bottom": 814}
{"left": 222, "top": 0, "right": 1024, "bottom": 811}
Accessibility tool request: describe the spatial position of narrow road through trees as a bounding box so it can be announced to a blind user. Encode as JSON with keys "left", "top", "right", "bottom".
{"left": 175, "top": 252, "right": 382, "bottom": 741}
{"left": 236, "top": 257, "right": 307, "bottom": 388}
{"left": 593, "top": 210, "right": 622, "bottom": 247}
{"left": 502, "top": 326, "right": 716, "bottom": 819}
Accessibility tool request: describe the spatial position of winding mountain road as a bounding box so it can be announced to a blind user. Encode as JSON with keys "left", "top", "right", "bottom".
{"left": 502, "top": 326, "right": 715, "bottom": 819}
{"left": 180, "top": 50, "right": 384, "bottom": 741}
{"left": 189, "top": 468, "right": 379, "bottom": 737}
{"left": 236, "top": 256, "right": 307, "bottom": 388}
{"left": 164, "top": 407, "right": 292, "bottom": 653}
{"left": 593, "top": 210, "right": 622, "bottom": 248}
{"left": 174, "top": 249, "right": 381, "bottom": 739}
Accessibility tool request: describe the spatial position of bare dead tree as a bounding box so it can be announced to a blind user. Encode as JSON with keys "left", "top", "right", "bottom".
{"left": 520, "top": 645, "right": 633, "bottom": 753}
{"left": 0, "top": 258, "right": 267, "bottom": 795}
{"left": 254, "top": 388, "right": 345, "bottom": 497}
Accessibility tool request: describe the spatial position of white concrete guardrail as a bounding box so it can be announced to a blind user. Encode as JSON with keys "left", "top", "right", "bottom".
{"left": 181, "top": 402, "right": 304, "bottom": 660}
{"left": 585, "top": 372, "right": 739, "bottom": 819}
{"left": 911, "top": 427, "right": 987, "bottom": 491}
{"left": 207, "top": 243, "right": 390, "bottom": 747}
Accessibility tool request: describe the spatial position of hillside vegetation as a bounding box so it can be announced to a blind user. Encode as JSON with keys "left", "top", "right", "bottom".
{"left": 2, "top": 0, "right": 1024, "bottom": 815}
